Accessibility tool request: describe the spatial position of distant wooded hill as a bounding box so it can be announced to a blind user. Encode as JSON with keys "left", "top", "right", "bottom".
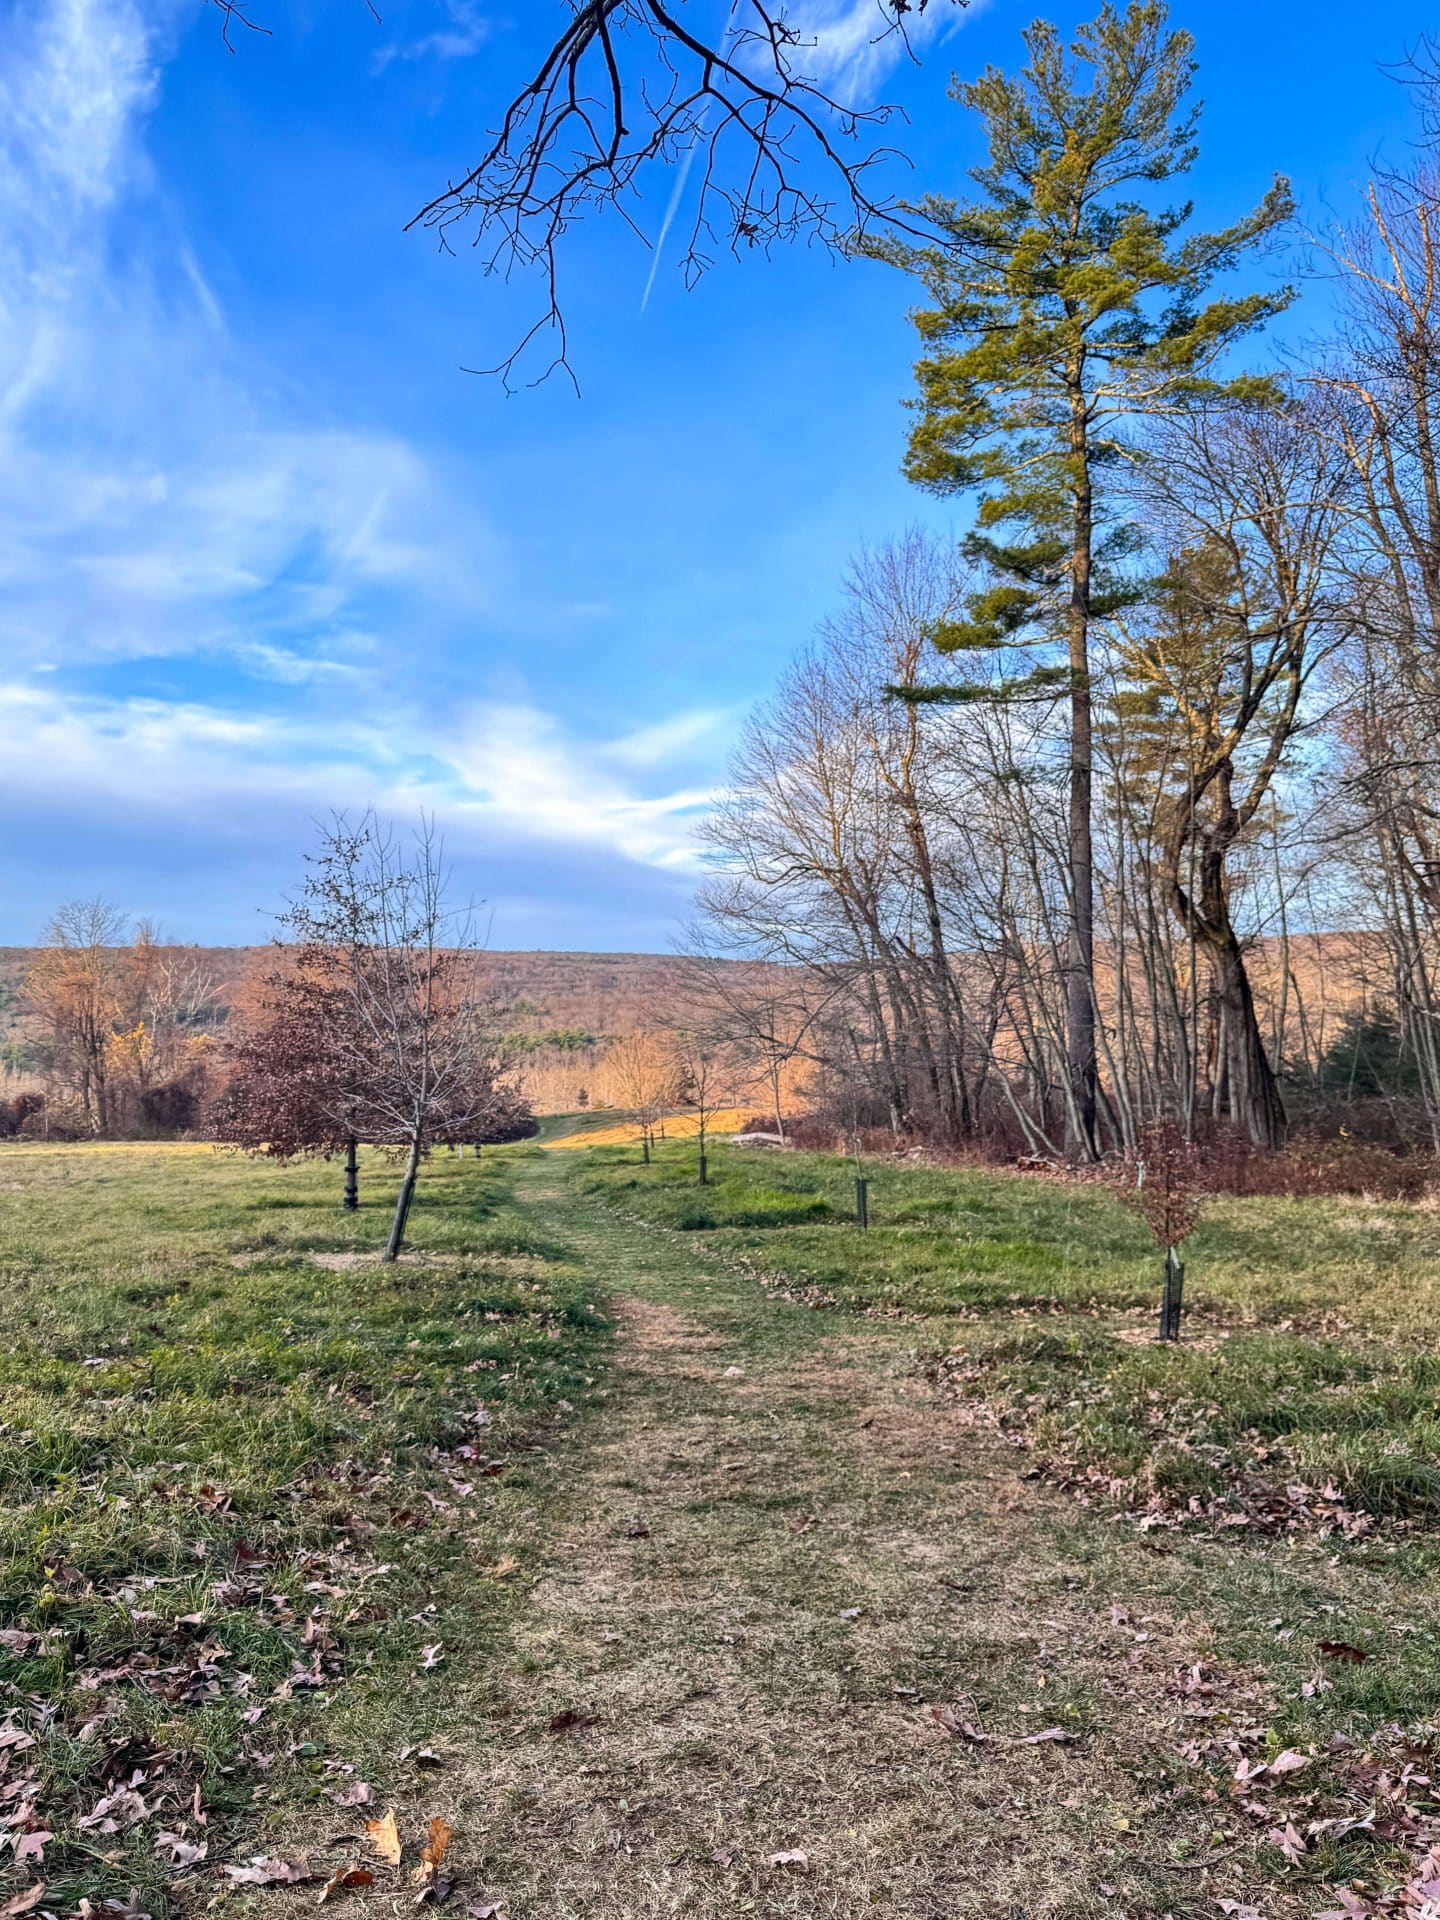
{"left": 0, "top": 947, "right": 711, "bottom": 1114}
{"left": 0, "top": 933, "right": 1401, "bottom": 1123}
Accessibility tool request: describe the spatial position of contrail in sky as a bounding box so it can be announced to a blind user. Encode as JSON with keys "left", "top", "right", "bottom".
{"left": 641, "top": 0, "right": 742, "bottom": 311}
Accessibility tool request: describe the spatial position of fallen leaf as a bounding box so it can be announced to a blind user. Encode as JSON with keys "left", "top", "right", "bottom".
{"left": 419, "top": 1644, "right": 445, "bottom": 1672}
{"left": 767, "top": 1849, "right": 808, "bottom": 1868}
{"left": 326, "top": 1782, "right": 374, "bottom": 1808}
{"left": 930, "top": 1705, "right": 988, "bottom": 1742}
{"left": 1014, "top": 1727, "right": 1078, "bottom": 1746}
{"left": 224, "top": 1857, "right": 315, "bottom": 1886}
{"left": 1270, "top": 1822, "right": 1306, "bottom": 1865}
{"left": 400, "top": 1746, "right": 445, "bottom": 1770}
{"left": 547, "top": 1707, "right": 599, "bottom": 1738}
{"left": 1318, "top": 1641, "right": 1368, "bottom": 1664}
{"left": 625, "top": 1518, "right": 651, "bottom": 1539}
{"left": 464, "top": 1903, "right": 503, "bottom": 1919}
{"left": 318, "top": 1867, "right": 375, "bottom": 1905}
{"left": 711, "top": 1847, "right": 735, "bottom": 1867}
{"left": 365, "top": 1811, "right": 404, "bottom": 1866}
{"left": 411, "top": 1818, "right": 453, "bottom": 1887}
{"left": 1268, "top": 1749, "right": 1311, "bottom": 1776}
{"left": 155, "top": 1831, "right": 208, "bottom": 1868}
{"left": 101, "top": 1893, "right": 152, "bottom": 1920}
{"left": 1, "top": 1888, "right": 44, "bottom": 1918}
{"left": 786, "top": 1515, "right": 815, "bottom": 1536}
{"left": 489, "top": 1556, "right": 519, "bottom": 1580}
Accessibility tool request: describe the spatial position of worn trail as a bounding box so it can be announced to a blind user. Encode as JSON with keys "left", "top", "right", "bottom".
{"left": 436, "top": 1160, "right": 1281, "bottom": 1919}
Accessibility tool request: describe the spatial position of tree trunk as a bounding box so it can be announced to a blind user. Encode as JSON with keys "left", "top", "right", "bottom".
{"left": 344, "top": 1136, "right": 359, "bottom": 1211}
{"left": 384, "top": 1133, "right": 423, "bottom": 1262}
{"left": 1213, "top": 941, "right": 1287, "bottom": 1149}
{"left": 771, "top": 1061, "right": 786, "bottom": 1143}
{"left": 1065, "top": 371, "right": 1098, "bottom": 1160}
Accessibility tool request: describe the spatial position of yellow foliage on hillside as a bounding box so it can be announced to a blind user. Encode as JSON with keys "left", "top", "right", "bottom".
{"left": 543, "top": 1109, "right": 750, "bottom": 1150}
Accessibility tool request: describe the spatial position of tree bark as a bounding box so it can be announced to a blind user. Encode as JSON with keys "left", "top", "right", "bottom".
{"left": 1065, "top": 369, "right": 1098, "bottom": 1159}
{"left": 384, "top": 1132, "right": 423, "bottom": 1262}
{"left": 344, "top": 1135, "right": 359, "bottom": 1211}
{"left": 1212, "top": 939, "right": 1287, "bottom": 1150}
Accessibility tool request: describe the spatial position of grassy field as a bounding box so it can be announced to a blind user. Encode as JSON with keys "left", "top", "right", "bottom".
{"left": 579, "top": 1139, "right": 1440, "bottom": 1527}
{"left": 579, "top": 1136, "right": 1440, "bottom": 1712}
{"left": 0, "top": 1143, "right": 606, "bottom": 1915}
{"left": 6, "top": 1132, "right": 1440, "bottom": 1917}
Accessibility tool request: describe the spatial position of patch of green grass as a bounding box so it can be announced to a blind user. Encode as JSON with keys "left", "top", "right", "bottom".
{"left": 580, "top": 1141, "right": 1440, "bottom": 1331}
{"left": 0, "top": 1143, "right": 607, "bottom": 1915}
{"left": 581, "top": 1140, "right": 1440, "bottom": 1527}
{"left": 939, "top": 1324, "right": 1440, "bottom": 1522}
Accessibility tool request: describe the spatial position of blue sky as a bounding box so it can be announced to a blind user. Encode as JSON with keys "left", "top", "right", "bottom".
{"left": 0, "top": 0, "right": 1429, "bottom": 948}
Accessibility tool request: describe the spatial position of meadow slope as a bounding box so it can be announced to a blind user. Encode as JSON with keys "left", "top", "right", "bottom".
{"left": 2, "top": 1137, "right": 1438, "bottom": 1919}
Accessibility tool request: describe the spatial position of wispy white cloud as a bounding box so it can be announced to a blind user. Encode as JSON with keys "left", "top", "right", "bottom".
{"left": 444, "top": 703, "right": 714, "bottom": 868}
{"left": 0, "top": 682, "right": 714, "bottom": 874}
{"left": 605, "top": 707, "right": 739, "bottom": 771}
{"left": 788, "top": 0, "right": 980, "bottom": 97}
{"left": 0, "top": 0, "right": 154, "bottom": 227}
{"left": 372, "top": 0, "right": 488, "bottom": 73}
{"left": 0, "top": 0, "right": 719, "bottom": 937}
{"left": 0, "top": 0, "right": 501, "bottom": 678}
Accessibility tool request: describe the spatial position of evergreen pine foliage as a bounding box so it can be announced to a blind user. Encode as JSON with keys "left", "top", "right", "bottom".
{"left": 870, "top": 0, "right": 1294, "bottom": 695}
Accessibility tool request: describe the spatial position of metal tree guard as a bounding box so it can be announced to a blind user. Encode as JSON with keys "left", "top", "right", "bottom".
{"left": 1159, "top": 1245, "right": 1185, "bottom": 1342}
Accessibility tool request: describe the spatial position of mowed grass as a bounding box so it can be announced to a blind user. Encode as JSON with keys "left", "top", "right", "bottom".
{"left": 0, "top": 1143, "right": 607, "bottom": 1914}
{"left": 579, "top": 1140, "right": 1440, "bottom": 1530}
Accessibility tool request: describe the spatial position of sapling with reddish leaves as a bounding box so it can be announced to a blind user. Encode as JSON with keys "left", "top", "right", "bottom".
{"left": 223, "top": 812, "right": 533, "bottom": 1260}
{"left": 212, "top": 940, "right": 369, "bottom": 1208}
{"left": 1112, "top": 1120, "right": 1206, "bottom": 1341}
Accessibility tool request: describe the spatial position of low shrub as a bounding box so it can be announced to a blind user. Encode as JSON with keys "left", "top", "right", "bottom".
{"left": 0, "top": 1089, "right": 45, "bottom": 1136}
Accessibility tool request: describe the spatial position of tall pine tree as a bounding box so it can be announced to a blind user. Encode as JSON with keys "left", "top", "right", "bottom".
{"left": 868, "top": 1, "right": 1291, "bottom": 1157}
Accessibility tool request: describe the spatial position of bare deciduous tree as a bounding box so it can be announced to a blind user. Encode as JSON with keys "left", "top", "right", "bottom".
{"left": 599, "top": 1029, "right": 684, "bottom": 1161}
{"left": 208, "top": 0, "right": 964, "bottom": 385}
{"left": 286, "top": 814, "right": 531, "bottom": 1260}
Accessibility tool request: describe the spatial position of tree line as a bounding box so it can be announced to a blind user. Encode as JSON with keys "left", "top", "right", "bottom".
{"left": 683, "top": 3, "right": 1440, "bottom": 1162}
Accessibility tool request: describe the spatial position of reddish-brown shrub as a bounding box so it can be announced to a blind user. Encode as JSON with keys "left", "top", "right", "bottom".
{"left": 0, "top": 1091, "right": 45, "bottom": 1138}
{"left": 1108, "top": 1119, "right": 1206, "bottom": 1249}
